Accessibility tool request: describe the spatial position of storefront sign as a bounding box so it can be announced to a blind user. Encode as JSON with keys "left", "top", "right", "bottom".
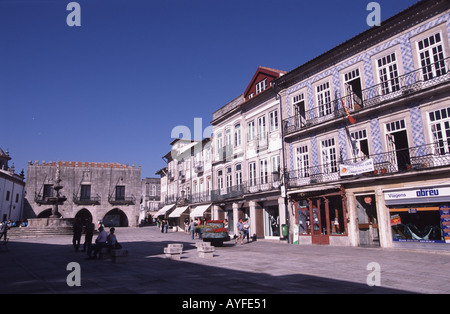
{"left": 391, "top": 214, "right": 401, "bottom": 226}
{"left": 384, "top": 186, "right": 450, "bottom": 202}
{"left": 340, "top": 159, "right": 374, "bottom": 176}
{"left": 439, "top": 206, "right": 450, "bottom": 243}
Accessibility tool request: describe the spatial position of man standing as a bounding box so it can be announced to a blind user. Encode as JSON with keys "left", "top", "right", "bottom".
{"left": 86, "top": 226, "right": 108, "bottom": 259}
{"left": 72, "top": 218, "right": 83, "bottom": 252}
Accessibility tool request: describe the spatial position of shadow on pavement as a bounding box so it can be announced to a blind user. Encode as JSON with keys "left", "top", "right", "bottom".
{"left": 0, "top": 238, "right": 415, "bottom": 295}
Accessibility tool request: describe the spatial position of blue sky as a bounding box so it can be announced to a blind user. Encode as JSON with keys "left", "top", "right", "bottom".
{"left": 0, "top": 0, "right": 418, "bottom": 179}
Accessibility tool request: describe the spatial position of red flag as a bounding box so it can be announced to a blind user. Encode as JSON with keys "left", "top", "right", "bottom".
{"left": 340, "top": 97, "right": 356, "bottom": 124}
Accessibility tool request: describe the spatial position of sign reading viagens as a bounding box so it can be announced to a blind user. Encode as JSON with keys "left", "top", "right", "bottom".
{"left": 384, "top": 186, "right": 450, "bottom": 201}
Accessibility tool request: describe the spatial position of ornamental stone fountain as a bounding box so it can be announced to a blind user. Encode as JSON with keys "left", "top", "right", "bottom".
{"left": 48, "top": 165, "right": 67, "bottom": 218}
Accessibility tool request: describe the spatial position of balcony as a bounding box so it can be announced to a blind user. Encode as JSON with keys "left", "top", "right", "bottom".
{"left": 283, "top": 57, "right": 450, "bottom": 136}
{"left": 211, "top": 175, "right": 283, "bottom": 202}
{"left": 215, "top": 145, "right": 234, "bottom": 163}
{"left": 287, "top": 143, "right": 450, "bottom": 188}
{"left": 108, "top": 195, "right": 136, "bottom": 205}
{"left": 73, "top": 194, "right": 101, "bottom": 205}
{"left": 189, "top": 191, "right": 211, "bottom": 204}
{"left": 193, "top": 161, "right": 204, "bottom": 173}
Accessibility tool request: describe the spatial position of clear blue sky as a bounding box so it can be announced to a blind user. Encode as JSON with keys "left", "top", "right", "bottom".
{"left": 0, "top": 0, "right": 419, "bottom": 179}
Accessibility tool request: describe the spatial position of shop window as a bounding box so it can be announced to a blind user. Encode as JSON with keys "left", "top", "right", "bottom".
{"left": 390, "top": 206, "right": 446, "bottom": 243}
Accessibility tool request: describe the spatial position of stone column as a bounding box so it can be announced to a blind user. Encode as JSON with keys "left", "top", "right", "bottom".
{"left": 376, "top": 188, "right": 393, "bottom": 248}
{"left": 249, "top": 200, "right": 256, "bottom": 237}
{"left": 232, "top": 202, "right": 239, "bottom": 235}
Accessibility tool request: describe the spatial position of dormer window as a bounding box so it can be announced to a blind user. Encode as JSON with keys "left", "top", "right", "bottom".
{"left": 256, "top": 78, "right": 267, "bottom": 94}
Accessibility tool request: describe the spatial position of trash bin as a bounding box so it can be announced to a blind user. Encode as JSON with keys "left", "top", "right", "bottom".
{"left": 281, "top": 224, "right": 289, "bottom": 237}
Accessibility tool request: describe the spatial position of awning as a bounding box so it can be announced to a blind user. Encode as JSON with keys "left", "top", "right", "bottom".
{"left": 169, "top": 206, "right": 189, "bottom": 218}
{"left": 190, "top": 204, "right": 212, "bottom": 218}
{"left": 152, "top": 204, "right": 176, "bottom": 218}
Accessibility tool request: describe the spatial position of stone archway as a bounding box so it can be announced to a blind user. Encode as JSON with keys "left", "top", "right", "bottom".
{"left": 75, "top": 208, "right": 93, "bottom": 225}
{"left": 103, "top": 208, "right": 129, "bottom": 227}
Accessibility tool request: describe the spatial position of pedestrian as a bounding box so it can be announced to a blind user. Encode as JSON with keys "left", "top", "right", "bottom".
{"left": 196, "top": 217, "right": 202, "bottom": 239}
{"left": 0, "top": 221, "right": 8, "bottom": 241}
{"left": 163, "top": 220, "right": 168, "bottom": 233}
{"left": 86, "top": 226, "right": 108, "bottom": 259}
{"left": 189, "top": 219, "right": 196, "bottom": 240}
{"left": 235, "top": 218, "right": 244, "bottom": 245}
{"left": 72, "top": 218, "right": 83, "bottom": 252}
{"left": 224, "top": 219, "right": 229, "bottom": 232}
{"left": 184, "top": 218, "right": 189, "bottom": 234}
{"left": 243, "top": 218, "right": 250, "bottom": 243}
{"left": 107, "top": 227, "right": 122, "bottom": 250}
{"left": 83, "top": 221, "right": 95, "bottom": 252}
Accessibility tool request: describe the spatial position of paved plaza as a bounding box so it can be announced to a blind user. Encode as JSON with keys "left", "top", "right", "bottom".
{"left": 1, "top": 226, "right": 449, "bottom": 295}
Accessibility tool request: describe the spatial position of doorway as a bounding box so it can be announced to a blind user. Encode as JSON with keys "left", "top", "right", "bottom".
{"left": 356, "top": 194, "right": 380, "bottom": 247}
{"left": 386, "top": 120, "right": 410, "bottom": 171}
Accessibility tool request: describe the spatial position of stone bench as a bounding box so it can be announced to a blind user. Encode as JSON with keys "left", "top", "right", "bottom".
{"left": 111, "top": 249, "right": 129, "bottom": 263}
{"left": 164, "top": 243, "right": 183, "bottom": 260}
{"left": 196, "top": 243, "right": 215, "bottom": 258}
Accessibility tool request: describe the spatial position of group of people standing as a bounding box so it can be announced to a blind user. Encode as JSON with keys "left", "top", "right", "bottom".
{"left": 72, "top": 218, "right": 122, "bottom": 259}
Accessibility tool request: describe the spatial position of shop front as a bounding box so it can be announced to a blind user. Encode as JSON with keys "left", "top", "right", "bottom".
{"left": 384, "top": 185, "right": 450, "bottom": 250}
{"left": 292, "top": 187, "right": 349, "bottom": 246}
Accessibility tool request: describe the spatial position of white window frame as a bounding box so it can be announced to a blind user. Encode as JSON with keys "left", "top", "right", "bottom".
{"left": 416, "top": 32, "right": 447, "bottom": 81}
{"left": 316, "top": 81, "right": 332, "bottom": 117}
{"left": 269, "top": 109, "right": 279, "bottom": 132}
{"left": 256, "top": 78, "right": 267, "bottom": 94}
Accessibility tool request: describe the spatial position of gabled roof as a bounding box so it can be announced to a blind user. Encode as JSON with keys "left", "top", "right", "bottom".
{"left": 243, "top": 66, "right": 286, "bottom": 98}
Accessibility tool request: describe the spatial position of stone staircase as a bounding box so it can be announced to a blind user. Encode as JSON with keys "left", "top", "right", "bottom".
{"left": 7, "top": 227, "right": 74, "bottom": 239}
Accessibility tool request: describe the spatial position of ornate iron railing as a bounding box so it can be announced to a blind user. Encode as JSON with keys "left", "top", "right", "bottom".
{"left": 283, "top": 57, "right": 450, "bottom": 135}
{"left": 287, "top": 143, "right": 450, "bottom": 188}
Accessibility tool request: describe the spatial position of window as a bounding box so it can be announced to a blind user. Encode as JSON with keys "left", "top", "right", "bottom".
{"left": 417, "top": 32, "right": 446, "bottom": 81}
{"left": 293, "top": 93, "right": 306, "bottom": 126}
{"left": 247, "top": 121, "right": 255, "bottom": 141}
{"left": 217, "top": 170, "right": 224, "bottom": 189}
{"left": 80, "top": 185, "right": 91, "bottom": 201}
{"left": 344, "top": 68, "right": 363, "bottom": 108}
{"left": 350, "top": 129, "right": 369, "bottom": 160}
{"left": 271, "top": 155, "right": 281, "bottom": 181}
{"left": 296, "top": 146, "right": 310, "bottom": 177}
{"left": 260, "top": 159, "right": 268, "bottom": 184}
{"left": 216, "top": 132, "right": 223, "bottom": 153}
{"left": 43, "top": 184, "right": 54, "bottom": 198}
{"left": 6, "top": 191, "right": 10, "bottom": 202}
{"left": 234, "top": 123, "right": 241, "bottom": 147}
{"left": 249, "top": 162, "right": 257, "bottom": 186}
{"left": 235, "top": 164, "right": 242, "bottom": 186}
{"left": 256, "top": 78, "right": 267, "bottom": 94}
{"left": 226, "top": 167, "right": 232, "bottom": 189}
{"left": 321, "top": 138, "right": 338, "bottom": 173}
{"left": 429, "top": 106, "right": 450, "bottom": 155}
{"left": 258, "top": 115, "right": 266, "bottom": 139}
{"left": 316, "top": 82, "right": 331, "bottom": 117}
{"left": 15, "top": 193, "right": 19, "bottom": 203}
{"left": 225, "top": 128, "right": 232, "bottom": 148}
{"left": 269, "top": 110, "right": 279, "bottom": 131}
{"left": 115, "top": 186, "right": 125, "bottom": 201}
{"left": 377, "top": 53, "right": 400, "bottom": 94}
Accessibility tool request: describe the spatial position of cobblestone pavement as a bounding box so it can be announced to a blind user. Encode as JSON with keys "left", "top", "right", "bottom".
{"left": 1, "top": 226, "right": 449, "bottom": 295}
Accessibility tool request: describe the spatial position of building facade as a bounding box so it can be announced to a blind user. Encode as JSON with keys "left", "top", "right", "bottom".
{"left": 276, "top": 0, "right": 450, "bottom": 250}
{"left": 155, "top": 138, "right": 213, "bottom": 230}
{"left": 24, "top": 161, "right": 141, "bottom": 227}
{"left": 141, "top": 177, "right": 161, "bottom": 223}
{"left": 0, "top": 148, "right": 25, "bottom": 222}
{"left": 210, "top": 67, "right": 288, "bottom": 239}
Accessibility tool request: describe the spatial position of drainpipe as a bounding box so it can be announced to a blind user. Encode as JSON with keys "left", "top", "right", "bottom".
{"left": 273, "top": 82, "right": 291, "bottom": 244}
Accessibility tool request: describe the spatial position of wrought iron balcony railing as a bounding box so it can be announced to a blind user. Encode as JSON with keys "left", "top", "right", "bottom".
{"left": 73, "top": 194, "right": 101, "bottom": 205}
{"left": 283, "top": 57, "right": 450, "bottom": 135}
{"left": 287, "top": 142, "right": 450, "bottom": 188}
